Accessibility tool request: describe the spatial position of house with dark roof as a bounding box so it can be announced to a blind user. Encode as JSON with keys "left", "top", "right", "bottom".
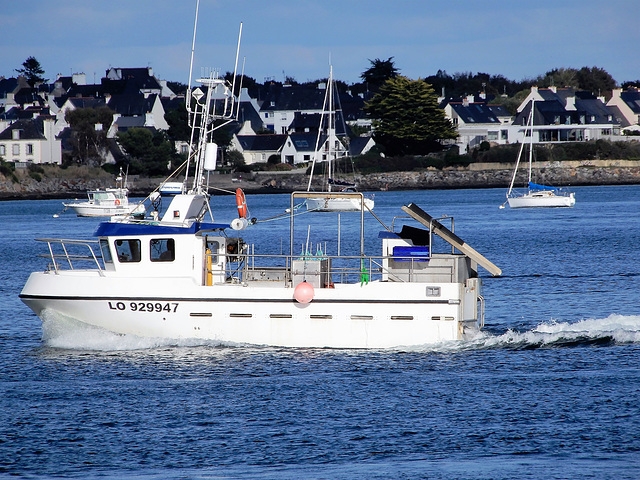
{"left": 348, "top": 136, "right": 376, "bottom": 156}
{"left": 0, "top": 76, "right": 29, "bottom": 110}
{"left": 514, "top": 86, "right": 619, "bottom": 143}
{"left": 280, "top": 132, "right": 323, "bottom": 165}
{"left": 107, "top": 93, "right": 169, "bottom": 134}
{"left": 230, "top": 134, "right": 288, "bottom": 165}
{"left": 607, "top": 87, "right": 640, "bottom": 130}
{"left": 443, "top": 96, "right": 512, "bottom": 152}
{"left": 0, "top": 116, "right": 61, "bottom": 165}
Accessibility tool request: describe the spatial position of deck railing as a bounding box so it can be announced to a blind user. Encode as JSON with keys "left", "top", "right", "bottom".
{"left": 206, "top": 250, "right": 455, "bottom": 287}
{"left": 35, "top": 238, "right": 104, "bottom": 275}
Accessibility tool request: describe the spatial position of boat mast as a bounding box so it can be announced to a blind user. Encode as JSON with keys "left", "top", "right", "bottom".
{"left": 306, "top": 64, "right": 332, "bottom": 192}
{"left": 184, "top": 0, "right": 242, "bottom": 195}
{"left": 327, "top": 64, "right": 335, "bottom": 192}
{"left": 527, "top": 99, "right": 535, "bottom": 185}
{"left": 506, "top": 99, "right": 535, "bottom": 198}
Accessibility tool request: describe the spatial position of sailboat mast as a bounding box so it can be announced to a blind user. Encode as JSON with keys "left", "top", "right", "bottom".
{"left": 327, "top": 65, "right": 334, "bottom": 192}
{"left": 506, "top": 99, "right": 535, "bottom": 197}
{"left": 527, "top": 100, "right": 535, "bottom": 184}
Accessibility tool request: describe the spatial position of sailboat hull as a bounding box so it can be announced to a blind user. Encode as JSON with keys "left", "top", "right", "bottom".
{"left": 307, "top": 196, "right": 374, "bottom": 212}
{"left": 508, "top": 191, "right": 575, "bottom": 208}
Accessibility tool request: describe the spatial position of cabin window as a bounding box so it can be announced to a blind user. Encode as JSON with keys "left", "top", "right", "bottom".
{"left": 100, "top": 239, "right": 113, "bottom": 264}
{"left": 150, "top": 238, "right": 175, "bottom": 262}
{"left": 115, "top": 239, "right": 141, "bottom": 263}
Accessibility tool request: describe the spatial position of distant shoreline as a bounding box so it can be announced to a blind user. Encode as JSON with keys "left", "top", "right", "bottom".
{"left": 2, "top": 159, "right": 640, "bottom": 201}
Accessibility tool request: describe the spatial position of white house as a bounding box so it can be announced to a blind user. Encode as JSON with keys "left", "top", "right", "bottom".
{"left": 0, "top": 117, "right": 62, "bottom": 165}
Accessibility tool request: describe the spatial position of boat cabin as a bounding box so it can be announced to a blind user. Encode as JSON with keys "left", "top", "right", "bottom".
{"left": 95, "top": 221, "right": 240, "bottom": 286}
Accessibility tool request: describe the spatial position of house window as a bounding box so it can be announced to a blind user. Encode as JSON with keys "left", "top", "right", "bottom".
{"left": 501, "top": 130, "right": 508, "bottom": 140}
{"left": 285, "top": 155, "right": 294, "bottom": 164}
{"left": 12, "top": 144, "right": 20, "bottom": 155}
{"left": 26, "top": 144, "right": 34, "bottom": 155}
{"left": 487, "top": 131, "right": 498, "bottom": 141}
{"left": 303, "top": 154, "right": 310, "bottom": 161}
{"left": 0, "top": 145, "right": 5, "bottom": 156}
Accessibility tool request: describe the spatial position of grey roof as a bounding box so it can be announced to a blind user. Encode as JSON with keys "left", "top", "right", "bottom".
{"left": 260, "top": 86, "right": 325, "bottom": 111}
{"left": 0, "top": 118, "right": 47, "bottom": 140}
{"left": 0, "top": 77, "right": 20, "bottom": 97}
{"left": 487, "top": 104, "right": 511, "bottom": 117}
{"left": 235, "top": 101, "right": 264, "bottom": 132}
{"left": 67, "top": 97, "right": 107, "bottom": 109}
{"left": 620, "top": 89, "right": 640, "bottom": 114}
{"left": 236, "top": 134, "right": 287, "bottom": 151}
{"left": 348, "top": 136, "right": 373, "bottom": 156}
{"left": 113, "top": 116, "right": 147, "bottom": 128}
{"left": 108, "top": 93, "right": 157, "bottom": 116}
{"left": 287, "top": 132, "right": 322, "bottom": 152}
{"left": 450, "top": 103, "right": 501, "bottom": 124}
{"left": 289, "top": 112, "right": 322, "bottom": 132}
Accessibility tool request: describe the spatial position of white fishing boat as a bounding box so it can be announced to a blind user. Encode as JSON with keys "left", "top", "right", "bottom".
{"left": 63, "top": 168, "right": 144, "bottom": 217}
{"left": 20, "top": 190, "right": 501, "bottom": 348}
{"left": 19, "top": 3, "right": 501, "bottom": 349}
{"left": 504, "top": 101, "right": 575, "bottom": 209}
{"left": 306, "top": 65, "right": 374, "bottom": 212}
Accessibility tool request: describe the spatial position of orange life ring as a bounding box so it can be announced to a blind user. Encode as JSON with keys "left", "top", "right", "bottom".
{"left": 115, "top": 199, "right": 121, "bottom": 206}
{"left": 235, "top": 188, "right": 248, "bottom": 219}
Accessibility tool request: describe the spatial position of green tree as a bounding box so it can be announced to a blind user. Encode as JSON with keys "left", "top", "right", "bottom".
{"left": 164, "top": 101, "right": 190, "bottom": 142}
{"left": 364, "top": 76, "right": 457, "bottom": 156}
{"left": 575, "top": 66, "right": 617, "bottom": 96}
{"left": 15, "top": 56, "right": 47, "bottom": 87}
{"left": 361, "top": 57, "right": 399, "bottom": 91}
{"left": 117, "top": 128, "right": 176, "bottom": 176}
{"left": 65, "top": 106, "right": 114, "bottom": 165}
{"left": 537, "top": 68, "right": 579, "bottom": 88}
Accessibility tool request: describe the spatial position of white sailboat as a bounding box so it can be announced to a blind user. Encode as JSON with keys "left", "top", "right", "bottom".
{"left": 306, "top": 65, "right": 374, "bottom": 212}
{"left": 504, "top": 101, "right": 575, "bottom": 209}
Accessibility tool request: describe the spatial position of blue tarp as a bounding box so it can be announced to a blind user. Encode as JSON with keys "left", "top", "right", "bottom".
{"left": 529, "top": 182, "right": 558, "bottom": 192}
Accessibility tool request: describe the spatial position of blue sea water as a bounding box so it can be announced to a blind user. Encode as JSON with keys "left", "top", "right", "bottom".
{"left": 1, "top": 186, "right": 640, "bottom": 479}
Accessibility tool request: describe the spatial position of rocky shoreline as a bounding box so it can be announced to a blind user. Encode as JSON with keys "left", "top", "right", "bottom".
{"left": 2, "top": 159, "right": 640, "bottom": 200}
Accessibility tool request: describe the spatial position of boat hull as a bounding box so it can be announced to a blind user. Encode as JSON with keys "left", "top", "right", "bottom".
{"left": 306, "top": 196, "right": 375, "bottom": 212}
{"left": 20, "top": 271, "right": 477, "bottom": 349}
{"left": 508, "top": 191, "right": 575, "bottom": 208}
{"left": 64, "top": 203, "right": 142, "bottom": 217}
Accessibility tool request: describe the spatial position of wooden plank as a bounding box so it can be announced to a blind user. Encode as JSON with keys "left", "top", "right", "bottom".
{"left": 401, "top": 203, "right": 502, "bottom": 276}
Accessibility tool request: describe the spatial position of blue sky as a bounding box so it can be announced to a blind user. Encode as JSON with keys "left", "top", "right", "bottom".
{"left": 2, "top": 0, "right": 638, "bottom": 88}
